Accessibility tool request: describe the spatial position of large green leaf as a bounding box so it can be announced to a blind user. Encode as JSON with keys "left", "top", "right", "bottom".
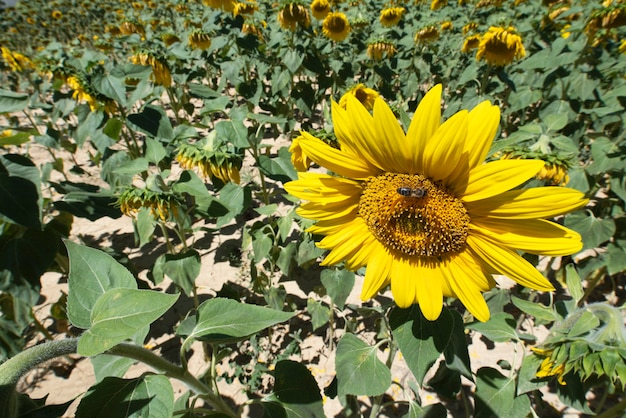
{"left": 466, "top": 312, "right": 519, "bottom": 343}
{"left": 262, "top": 360, "right": 324, "bottom": 418}
{"left": 127, "top": 105, "right": 174, "bottom": 140}
{"left": 65, "top": 242, "right": 137, "bottom": 329}
{"left": 0, "top": 174, "right": 41, "bottom": 229}
{"left": 335, "top": 333, "right": 391, "bottom": 397}
{"left": 0, "top": 89, "right": 29, "bottom": 113}
{"left": 160, "top": 250, "right": 201, "bottom": 296}
{"left": 180, "top": 298, "right": 294, "bottom": 348}
{"left": 564, "top": 211, "right": 616, "bottom": 250}
{"left": 77, "top": 288, "right": 178, "bottom": 356}
{"left": 389, "top": 306, "right": 453, "bottom": 385}
{"left": 474, "top": 367, "right": 531, "bottom": 418}
{"left": 320, "top": 269, "right": 355, "bottom": 310}
{"left": 75, "top": 375, "right": 173, "bottom": 418}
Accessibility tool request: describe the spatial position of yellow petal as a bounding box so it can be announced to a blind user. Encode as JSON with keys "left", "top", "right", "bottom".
{"left": 414, "top": 261, "right": 444, "bottom": 321}
{"left": 470, "top": 218, "right": 583, "bottom": 256}
{"left": 406, "top": 84, "right": 442, "bottom": 174}
{"left": 298, "top": 132, "right": 376, "bottom": 179}
{"left": 467, "top": 101, "right": 500, "bottom": 169}
{"left": 284, "top": 173, "right": 361, "bottom": 203}
{"left": 461, "top": 159, "right": 544, "bottom": 202}
{"left": 466, "top": 187, "right": 588, "bottom": 219}
{"left": 466, "top": 235, "right": 555, "bottom": 291}
{"left": 423, "top": 110, "right": 469, "bottom": 184}
{"left": 298, "top": 200, "right": 359, "bottom": 221}
{"left": 372, "top": 98, "right": 412, "bottom": 173}
{"left": 361, "top": 244, "right": 393, "bottom": 300}
{"left": 390, "top": 258, "right": 418, "bottom": 308}
{"left": 319, "top": 219, "right": 372, "bottom": 265}
{"left": 446, "top": 254, "right": 491, "bottom": 322}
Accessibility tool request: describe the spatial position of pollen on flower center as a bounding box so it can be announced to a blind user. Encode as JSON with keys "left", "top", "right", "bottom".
{"left": 359, "top": 173, "right": 470, "bottom": 257}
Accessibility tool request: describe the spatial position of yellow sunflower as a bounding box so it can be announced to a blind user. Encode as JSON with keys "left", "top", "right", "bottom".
{"left": 379, "top": 6, "right": 405, "bottom": 27}
{"left": 310, "top": 0, "right": 331, "bottom": 20}
{"left": 322, "top": 12, "right": 351, "bottom": 42}
{"left": 339, "top": 84, "right": 379, "bottom": 111}
{"left": 431, "top": 0, "right": 447, "bottom": 10}
{"left": 51, "top": 10, "right": 62, "bottom": 19}
{"left": 476, "top": 26, "right": 526, "bottom": 66}
{"left": 233, "top": 0, "right": 257, "bottom": 16}
{"left": 189, "top": 30, "right": 212, "bottom": 50}
{"left": 284, "top": 85, "right": 587, "bottom": 321}
{"left": 278, "top": 2, "right": 310, "bottom": 30}
{"left": 367, "top": 40, "right": 396, "bottom": 60}
{"left": 462, "top": 34, "right": 481, "bottom": 52}
{"left": 414, "top": 26, "right": 440, "bottom": 44}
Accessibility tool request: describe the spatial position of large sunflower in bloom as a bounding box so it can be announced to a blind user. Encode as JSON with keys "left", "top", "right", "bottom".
{"left": 284, "top": 85, "right": 587, "bottom": 322}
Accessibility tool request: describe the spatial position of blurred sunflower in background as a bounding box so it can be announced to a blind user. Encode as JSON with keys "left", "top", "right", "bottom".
{"left": 476, "top": 26, "right": 526, "bottom": 66}
{"left": 367, "top": 39, "right": 396, "bottom": 60}
{"left": 189, "top": 29, "right": 212, "bottom": 50}
{"left": 310, "top": 0, "right": 331, "bottom": 20}
{"left": 278, "top": 2, "right": 310, "bottom": 30}
{"left": 119, "top": 20, "right": 146, "bottom": 38}
{"left": 285, "top": 85, "right": 587, "bottom": 322}
{"left": 176, "top": 132, "right": 242, "bottom": 185}
{"left": 339, "top": 83, "right": 379, "bottom": 111}
{"left": 1, "top": 47, "right": 35, "bottom": 72}
{"left": 130, "top": 51, "right": 172, "bottom": 86}
{"left": 203, "top": 0, "right": 237, "bottom": 12}
{"left": 379, "top": 6, "right": 405, "bottom": 27}
{"left": 233, "top": 0, "right": 258, "bottom": 17}
{"left": 462, "top": 34, "right": 481, "bottom": 52}
{"left": 414, "top": 25, "right": 440, "bottom": 44}
{"left": 322, "top": 11, "right": 351, "bottom": 42}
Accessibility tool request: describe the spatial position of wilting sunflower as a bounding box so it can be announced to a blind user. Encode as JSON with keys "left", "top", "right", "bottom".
{"left": 367, "top": 39, "right": 396, "bottom": 60}
{"left": 310, "top": 0, "right": 330, "bottom": 20}
{"left": 130, "top": 52, "right": 172, "bottom": 87}
{"left": 431, "top": 0, "right": 447, "bottom": 10}
{"left": 379, "top": 6, "right": 405, "bottom": 27}
{"left": 189, "top": 29, "right": 212, "bottom": 50}
{"left": 322, "top": 12, "right": 351, "bottom": 42}
{"left": 499, "top": 150, "right": 571, "bottom": 186}
{"left": 440, "top": 21, "right": 453, "bottom": 31}
{"left": 284, "top": 85, "right": 587, "bottom": 321}
{"left": 462, "top": 34, "right": 481, "bottom": 52}
{"left": 415, "top": 26, "right": 440, "bottom": 44}
{"left": 203, "top": 0, "right": 236, "bottom": 12}
{"left": 176, "top": 135, "right": 242, "bottom": 184}
{"left": 278, "top": 2, "right": 310, "bottom": 30}
{"left": 339, "top": 84, "right": 379, "bottom": 111}
{"left": 476, "top": 26, "right": 526, "bottom": 66}
{"left": 162, "top": 33, "right": 181, "bottom": 46}
{"left": 462, "top": 22, "right": 478, "bottom": 34}
{"left": 532, "top": 347, "right": 567, "bottom": 385}
{"left": 117, "top": 187, "right": 183, "bottom": 222}
{"left": 1, "top": 47, "right": 35, "bottom": 72}
{"left": 233, "top": 0, "right": 258, "bottom": 16}
{"left": 119, "top": 21, "right": 146, "bottom": 38}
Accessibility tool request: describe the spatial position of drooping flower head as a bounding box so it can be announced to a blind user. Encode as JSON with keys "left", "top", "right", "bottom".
{"left": 233, "top": 0, "right": 258, "bottom": 17}
{"left": 476, "top": 26, "right": 526, "bottom": 66}
{"left": 278, "top": 2, "right": 311, "bottom": 30}
{"left": 431, "top": 0, "right": 448, "bottom": 10}
{"left": 414, "top": 25, "right": 440, "bottom": 44}
{"left": 462, "top": 34, "right": 481, "bottom": 52}
{"left": 322, "top": 12, "right": 351, "bottom": 42}
{"left": 367, "top": 39, "right": 396, "bottom": 60}
{"left": 379, "top": 7, "right": 405, "bottom": 27}
{"left": 339, "top": 84, "right": 380, "bottom": 111}
{"left": 176, "top": 132, "right": 242, "bottom": 184}
{"left": 189, "top": 29, "right": 212, "bottom": 50}
{"left": 130, "top": 52, "right": 172, "bottom": 87}
{"left": 310, "top": 0, "right": 331, "bottom": 20}
{"left": 203, "top": 0, "right": 237, "bottom": 12}
{"left": 284, "top": 85, "right": 587, "bottom": 321}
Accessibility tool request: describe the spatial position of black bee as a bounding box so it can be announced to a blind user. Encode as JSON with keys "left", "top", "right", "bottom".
{"left": 397, "top": 187, "right": 427, "bottom": 198}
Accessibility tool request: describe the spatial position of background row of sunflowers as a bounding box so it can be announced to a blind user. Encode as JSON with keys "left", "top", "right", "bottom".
{"left": 1, "top": 0, "right": 626, "bottom": 416}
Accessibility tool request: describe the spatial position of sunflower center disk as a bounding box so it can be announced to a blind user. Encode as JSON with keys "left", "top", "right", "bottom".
{"left": 359, "top": 173, "right": 470, "bottom": 257}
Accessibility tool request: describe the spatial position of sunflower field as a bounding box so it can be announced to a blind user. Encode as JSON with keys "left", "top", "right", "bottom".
{"left": 1, "top": 0, "right": 626, "bottom": 416}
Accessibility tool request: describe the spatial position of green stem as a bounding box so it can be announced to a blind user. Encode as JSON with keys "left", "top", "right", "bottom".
{"left": 368, "top": 340, "right": 397, "bottom": 418}
{"left": 107, "top": 343, "right": 237, "bottom": 418}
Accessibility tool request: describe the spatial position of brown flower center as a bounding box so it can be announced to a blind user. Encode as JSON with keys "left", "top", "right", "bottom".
{"left": 359, "top": 173, "right": 470, "bottom": 257}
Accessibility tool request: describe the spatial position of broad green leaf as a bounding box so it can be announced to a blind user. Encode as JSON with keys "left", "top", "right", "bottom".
{"left": 565, "top": 264, "right": 584, "bottom": 303}
{"left": 467, "top": 312, "right": 518, "bottom": 343}
{"left": 564, "top": 211, "right": 616, "bottom": 249}
{"left": 443, "top": 310, "right": 473, "bottom": 381}
{"left": 0, "top": 175, "right": 41, "bottom": 229}
{"left": 77, "top": 288, "right": 178, "bottom": 356}
{"left": 258, "top": 147, "right": 297, "bottom": 181}
{"left": 0, "top": 89, "right": 29, "bottom": 113}
{"left": 543, "top": 113, "right": 568, "bottom": 132}
{"left": 181, "top": 298, "right": 294, "bottom": 347}
{"left": 605, "top": 242, "right": 626, "bottom": 276}
{"left": 0, "top": 130, "right": 31, "bottom": 146}
{"left": 76, "top": 375, "right": 173, "bottom": 418}
{"left": 307, "top": 299, "right": 330, "bottom": 331}
{"left": 215, "top": 119, "right": 249, "bottom": 149}
{"left": 275, "top": 241, "right": 296, "bottom": 276}
{"left": 389, "top": 306, "right": 453, "bottom": 385}
{"left": 144, "top": 138, "right": 167, "bottom": 164}
{"left": 91, "top": 326, "right": 149, "bottom": 382}
{"left": 0, "top": 228, "right": 59, "bottom": 288}
{"left": 134, "top": 207, "right": 155, "bottom": 248}
{"left": 251, "top": 225, "right": 273, "bottom": 264}
{"left": 127, "top": 105, "right": 174, "bottom": 140}
{"left": 403, "top": 401, "right": 447, "bottom": 418}
{"left": 161, "top": 250, "right": 201, "bottom": 296}
{"left": 475, "top": 367, "right": 530, "bottom": 418}
{"left": 65, "top": 242, "right": 137, "bottom": 329}
{"left": 92, "top": 74, "right": 126, "bottom": 106}
{"left": 216, "top": 182, "right": 249, "bottom": 228}
{"left": 172, "top": 170, "right": 216, "bottom": 214}
{"left": 517, "top": 354, "right": 548, "bottom": 395}
{"left": 320, "top": 269, "right": 355, "bottom": 309}
{"left": 566, "top": 310, "right": 599, "bottom": 338}
{"left": 335, "top": 333, "right": 391, "bottom": 397}
{"left": 261, "top": 360, "right": 324, "bottom": 418}
{"left": 112, "top": 157, "right": 149, "bottom": 175}
{"left": 511, "top": 296, "right": 557, "bottom": 322}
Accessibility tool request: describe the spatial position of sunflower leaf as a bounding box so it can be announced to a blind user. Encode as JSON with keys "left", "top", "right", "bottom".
{"left": 335, "top": 333, "right": 391, "bottom": 397}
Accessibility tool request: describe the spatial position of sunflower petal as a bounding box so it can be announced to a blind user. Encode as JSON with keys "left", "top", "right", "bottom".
{"left": 284, "top": 173, "right": 361, "bottom": 203}
{"left": 423, "top": 110, "right": 469, "bottom": 183}
{"left": 298, "top": 132, "right": 376, "bottom": 179}
{"left": 414, "top": 262, "right": 444, "bottom": 321}
{"left": 390, "top": 258, "right": 417, "bottom": 308}
{"left": 372, "top": 98, "right": 411, "bottom": 173}
{"left": 470, "top": 218, "right": 583, "bottom": 256}
{"left": 298, "top": 200, "right": 359, "bottom": 221}
{"left": 406, "top": 84, "right": 442, "bottom": 174}
{"left": 446, "top": 255, "right": 491, "bottom": 322}
{"left": 466, "top": 187, "right": 588, "bottom": 219}
{"left": 467, "top": 101, "right": 500, "bottom": 169}
{"left": 361, "top": 245, "right": 392, "bottom": 299}
{"left": 460, "top": 159, "right": 544, "bottom": 201}
{"left": 467, "top": 235, "right": 555, "bottom": 291}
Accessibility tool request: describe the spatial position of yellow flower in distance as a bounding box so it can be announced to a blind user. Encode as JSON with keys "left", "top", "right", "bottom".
{"left": 339, "top": 84, "right": 379, "bottom": 111}
{"left": 130, "top": 53, "right": 172, "bottom": 87}
{"left": 51, "top": 10, "right": 62, "bottom": 19}
{"left": 233, "top": 0, "right": 257, "bottom": 16}
{"left": 462, "top": 34, "right": 481, "bottom": 52}
{"left": 380, "top": 7, "right": 405, "bottom": 27}
{"left": 284, "top": 85, "right": 587, "bottom": 321}
{"left": 278, "top": 2, "right": 310, "bottom": 30}
{"left": 310, "top": 0, "right": 331, "bottom": 20}
{"left": 1, "top": 47, "right": 35, "bottom": 72}
{"left": 431, "top": 0, "right": 447, "bottom": 10}
{"left": 322, "top": 12, "right": 351, "bottom": 42}
{"left": 189, "top": 30, "right": 212, "bottom": 50}
{"left": 367, "top": 40, "right": 396, "bottom": 60}
{"left": 415, "top": 26, "right": 440, "bottom": 44}
{"left": 476, "top": 26, "right": 526, "bottom": 66}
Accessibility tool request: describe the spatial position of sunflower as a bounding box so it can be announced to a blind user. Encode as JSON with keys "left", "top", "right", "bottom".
{"left": 462, "top": 34, "right": 481, "bottom": 52}
{"left": 233, "top": 0, "right": 257, "bottom": 16}
{"left": 130, "top": 53, "right": 172, "bottom": 86}
{"left": 440, "top": 21, "right": 453, "bottom": 31}
{"left": 367, "top": 40, "right": 396, "bottom": 60}
{"left": 189, "top": 29, "right": 212, "bottom": 50}
{"left": 310, "top": 0, "right": 331, "bottom": 20}
{"left": 476, "top": 26, "right": 526, "bottom": 66}
{"left": 430, "top": 0, "right": 447, "bottom": 10}
{"left": 532, "top": 348, "right": 567, "bottom": 385}
{"left": 379, "top": 6, "right": 405, "bottom": 27}
{"left": 462, "top": 22, "right": 478, "bottom": 34}
{"left": 278, "top": 2, "right": 310, "bottom": 30}
{"left": 322, "top": 12, "right": 351, "bottom": 42}
{"left": 117, "top": 187, "right": 183, "bottom": 222}
{"left": 66, "top": 75, "right": 99, "bottom": 111}
{"left": 203, "top": 0, "right": 236, "bottom": 12}
{"left": 119, "top": 21, "right": 146, "bottom": 38}
{"left": 51, "top": 10, "right": 62, "bottom": 19}
{"left": 1, "top": 47, "right": 35, "bottom": 72}
{"left": 284, "top": 85, "right": 587, "bottom": 321}
{"left": 339, "top": 84, "right": 379, "bottom": 111}
{"left": 176, "top": 141, "right": 242, "bottom": 184}
{"left": 415, "top": 26, "right": 440, "bottom": 44}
